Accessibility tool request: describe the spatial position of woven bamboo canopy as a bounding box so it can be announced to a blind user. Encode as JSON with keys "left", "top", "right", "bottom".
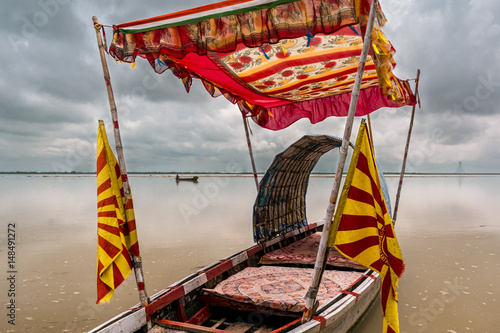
{"left": 253, "top": 135, "right": 346, "bottom": 243}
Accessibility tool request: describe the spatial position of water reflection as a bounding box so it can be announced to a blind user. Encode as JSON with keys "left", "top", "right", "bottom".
{"left": 350, "top": 175, "right": 500, "bottom": 333}
{"left": 0, "top": 174, "right": 498, "bottom": 332}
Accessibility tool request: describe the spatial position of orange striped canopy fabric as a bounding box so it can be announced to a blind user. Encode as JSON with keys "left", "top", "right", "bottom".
{"left": 108, "top": 0, "right": 416, "bottom": 130}
{"left": 328, "top": 120, "right": 405, "bottom": 333}
{"left": 96, "top": 121, "right": 140, "bottom": 304}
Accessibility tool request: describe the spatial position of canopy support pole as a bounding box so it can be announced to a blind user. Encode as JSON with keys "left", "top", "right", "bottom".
{"left": 93, "top": 17, "right": 151, "bottom": 329}
{"left": 302, "top": 0, "right": 379, "bottom": 323}
{"left": 242, "top": 115, "right": 259, "bottom": 191}
{"left": 393, "top": 69, "right": 421, "bottom": 224}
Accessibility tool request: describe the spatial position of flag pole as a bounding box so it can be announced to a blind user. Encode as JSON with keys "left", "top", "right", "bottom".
{"left": 93, "top": 16, "right": 151, "bottom": 318}
{"left": 302, "top": 0, "right": 379, "bottom": 323}
{"left": 242, "top": 115, "right": 259, "bottom": 191}
{"left": 393, "top": 69, "right": 421, "bottom": 224}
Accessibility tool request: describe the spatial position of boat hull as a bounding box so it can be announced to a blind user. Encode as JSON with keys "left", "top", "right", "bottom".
{"left": 290, "top": 272, "right": 380, "bottom": 333}
{"left": 89, "top": 222, "right": 379, "bottom": 333}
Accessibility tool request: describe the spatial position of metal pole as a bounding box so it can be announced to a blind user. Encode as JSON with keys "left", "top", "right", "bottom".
{"left": 302, "top": 0, "right": 380, "bottom": 323}
{"left": 242, "top": 115, "right": 259, "bottom": 191}
{"left": 93, "top": 17, "right": 151, "bottom": 328}
{"left": 393, "top": 69, "right": 421, "bottom": 224}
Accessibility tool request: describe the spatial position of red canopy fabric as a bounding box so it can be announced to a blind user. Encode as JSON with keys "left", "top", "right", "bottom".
{"left": 109, "top": 0, "right": 416, "bottom": 130}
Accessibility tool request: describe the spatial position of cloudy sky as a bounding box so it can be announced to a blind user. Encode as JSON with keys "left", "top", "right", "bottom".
{"left": 1, "top": 0, "right": 499, "bottom": 173}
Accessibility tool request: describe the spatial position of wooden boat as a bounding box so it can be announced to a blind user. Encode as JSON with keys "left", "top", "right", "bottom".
{"left": 90, "top": 135, "right": 381, "bottom": 333}
{"left": 90, "top": 0, "right": 418, "bottom": 332}
{"left": 90, "top": 231, "right": 381, "bottom": 333}
{"left": 175, "top": 175, "right": 199, "bottom": 182}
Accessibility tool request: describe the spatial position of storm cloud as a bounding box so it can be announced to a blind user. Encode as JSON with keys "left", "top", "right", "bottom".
{"left": 1, "top": 0, "right": 499, "bottom": 173}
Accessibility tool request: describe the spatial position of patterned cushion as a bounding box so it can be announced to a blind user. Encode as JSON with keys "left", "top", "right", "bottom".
{"left": 202, "top": 266, "right": 363, "bottom": 313}
{"left": 260, "top": 232, "right": 366, "bottom": 269}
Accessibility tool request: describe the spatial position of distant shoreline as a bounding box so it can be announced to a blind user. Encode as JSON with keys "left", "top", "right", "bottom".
{"left": 1, "top": 172, "right": 499, "bottom": 176}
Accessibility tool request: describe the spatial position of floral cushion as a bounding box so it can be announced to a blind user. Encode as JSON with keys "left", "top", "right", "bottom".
{"left": 202, "top": 266, "right": 363, "bottom": 313}
{"left": 260, "top": 232, "right": 366, "bottom": 269}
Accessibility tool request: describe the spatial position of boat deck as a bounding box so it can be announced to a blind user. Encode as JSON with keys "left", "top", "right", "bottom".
{"left": 89, "top": 221, "right": 379, "bottom": 333}
{"left": 151, "top": 308, "right": 294, "bottom": 333}
{"left": 140, "top": 226, "right": 375, "bottom": 333}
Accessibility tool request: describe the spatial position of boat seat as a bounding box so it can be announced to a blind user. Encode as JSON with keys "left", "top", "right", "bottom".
{"left": 201, "top": 266, "right": 363, "bottom": 314}
{"left": 260, "top": 232, "right": 366, "bottom": 270}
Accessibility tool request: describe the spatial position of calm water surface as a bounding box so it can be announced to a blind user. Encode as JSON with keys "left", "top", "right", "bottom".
{"left": 0, "top": 174, "right": 498, "bottom": 332}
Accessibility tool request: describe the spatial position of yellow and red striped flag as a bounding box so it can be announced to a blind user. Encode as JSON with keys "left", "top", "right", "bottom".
{"left": 328, "top": 120, "right": 405, "bottom": 333}
{"left": 96, "top": 120, "right": 140, "bottom": 304}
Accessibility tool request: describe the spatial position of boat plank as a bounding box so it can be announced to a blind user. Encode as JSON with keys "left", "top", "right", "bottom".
{"left": 224, "top": 322, "right": 253, "bottom": 333}
{"left": 253, "top": 325, "right": 273, "bottom": 333}
{"left": 158, "top": 320, "right": 228, "bottom": 333}
{"left": 147, "top": 286, "right": 185, "bottom": 317}
{"left": 211, "top": 317, "right": 226, "bottom": 329}
{"left": 149, "top": 325, "right": 186, "bottom": 333}
{"left": 270, "top": 318, "right": 302, "bottom": 333}
{"left": 204, "top": 260, "right": 234, "bottom": 281}
{"left": 187, "top": 306, "right": 211, "bottom": 325}
{"left": 90, "top": 307, "right": 146, "bottom": 333}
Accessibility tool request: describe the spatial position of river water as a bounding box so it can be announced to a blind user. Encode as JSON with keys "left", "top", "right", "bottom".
{"left": 0, "top": 174, "right": 498, "bottom": 332}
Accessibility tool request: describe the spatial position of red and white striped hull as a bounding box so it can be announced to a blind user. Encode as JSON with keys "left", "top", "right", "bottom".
{"left": 89, "top": 221, "right": 379, "bottom": 333}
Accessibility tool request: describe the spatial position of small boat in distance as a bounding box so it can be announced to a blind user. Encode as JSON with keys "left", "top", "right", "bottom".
{"left": 175, "top": 175, "right": 199, "bottom": 183}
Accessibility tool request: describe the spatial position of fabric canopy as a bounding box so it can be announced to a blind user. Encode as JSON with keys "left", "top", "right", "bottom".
{"left": 109, "top": 0, "right": 416, "bottom": 130}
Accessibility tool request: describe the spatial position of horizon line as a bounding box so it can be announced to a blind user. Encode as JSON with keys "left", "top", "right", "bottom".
{"left": 1, "top": 171, "right": 500, "bottom": 175}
